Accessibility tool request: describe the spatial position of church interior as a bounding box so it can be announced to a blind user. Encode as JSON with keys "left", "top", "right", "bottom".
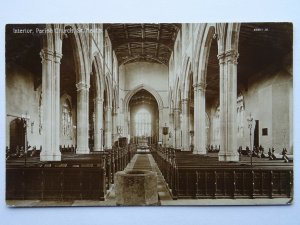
{"left": 5, "top": 23, "right": 293, "bottom": 206}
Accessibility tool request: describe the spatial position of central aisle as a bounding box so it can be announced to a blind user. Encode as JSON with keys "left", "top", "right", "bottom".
{"left": 120, "top": 152, "right": 173, "bottom": 203}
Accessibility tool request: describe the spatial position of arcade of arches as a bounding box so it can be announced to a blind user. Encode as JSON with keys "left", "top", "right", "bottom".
{"left": 6, "top": 23, "right": 293, "bottom": 162}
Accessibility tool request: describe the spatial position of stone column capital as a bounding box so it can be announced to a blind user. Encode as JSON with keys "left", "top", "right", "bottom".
{"left": 105, "top": 106, "right": 112, "bottom": 112}
{"left": 181, "top": 98, "right": 189, "bottom": 104}
{"left": 53, "top": 52, "right": 63, "bottom": 63}
{"left": 193, "top": 82, "right": 206, "bottom": 92}
{"left": 40, "top": 49, "right": 54, "bottom": 62}
{"left": 94, "top": 97, "right": 104, "bottom": 104}
{"left": 173, "top": 108, "right": 181, "bottom": 113}
{"left": 76, "top": 82, "right": 90, "bottom": 92}
{"left": 217, "top": 52, "right": 226, "bottom": 64}
{"left": 225, "top": 49, "right": 239, "bottom": 64}
{"left": 181, "top": 98, "right": 189, "bottom": 115}
{"left": 40, "top": 49, "right": 63, "bottom": 63}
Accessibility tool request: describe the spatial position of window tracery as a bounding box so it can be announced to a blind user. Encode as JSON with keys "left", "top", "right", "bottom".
{"left": 135, "top": 109, "right": 151, "bottom": 137}
{"left": 62, "top": 100, "right": 72, "bottom": 138}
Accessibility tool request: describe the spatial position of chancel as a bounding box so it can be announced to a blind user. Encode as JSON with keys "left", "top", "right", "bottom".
{"left": 5, "top": 23, "right": 293, "bottom": 206}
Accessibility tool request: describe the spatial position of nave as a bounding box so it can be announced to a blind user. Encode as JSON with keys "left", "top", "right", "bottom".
{"left": 5, "top": 23, "right": 293, "bottom": 205}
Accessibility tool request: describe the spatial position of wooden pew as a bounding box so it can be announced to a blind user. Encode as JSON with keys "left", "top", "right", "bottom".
{"left": 152, "top": 147, "right": 293, "bottom": 200}
{"left": 6, "top": 162, "right": 107, "bottom": 201}
{"left": 6, "top": 144, "right": 137, "bottom": 201}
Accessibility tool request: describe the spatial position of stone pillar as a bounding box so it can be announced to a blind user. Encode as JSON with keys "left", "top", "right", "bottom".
{"left": 76, "top": 81, "right": 90, "bottom": 154}
{"left": 105, "top": 106, "right": 113, "bottom": 149}
{"left": 168, "top": 112, "right": 174, "bottom": 147}
{"left": 118, "top": 110, "right": 124, "bottom": 136}
{"left": 158, "top": 109, "right": 163, "bottom": 143}
{"left": 125, "top": 112, "right": 130, "bottom": 142}
{"left": 94, "top": 97, "right": 104, "bottom": 151}
{"left": 218, "top": 50, "right": 239, "bottom": 161}
{"left": 173, "top": 108, "right": 181, "bottom": 149}
{"left": 40, "top": 49, "right": 62, "bottom": 161}
{"left": 193, "top": 82, "right": 206, "bottom": 154}
{"left": 112, "top": 107, "right": 118, "bottom": 143}
{"left": 181, "top": 98, "right": 190, "bottom": 151}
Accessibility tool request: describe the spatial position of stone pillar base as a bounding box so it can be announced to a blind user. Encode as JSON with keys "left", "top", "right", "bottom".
{"left": 76, "top": 148, "right": 90, "bottom": 154}
{"left": 105, "top": 131, "right": 112, "bottom": 149}
{"left": 40, "top": 153, "right": 61, "bottom": 161}
{"left": 93, "top": 148, "right": 103, "bottom": 152}
{"left": 193, "top": 150, "right": 206, "bottom": 155}
{"left": 181, "top": 147, "right": 190, "bottom": 151}
{"left": 218, "top": 154, "right": 239, "bottom": 162}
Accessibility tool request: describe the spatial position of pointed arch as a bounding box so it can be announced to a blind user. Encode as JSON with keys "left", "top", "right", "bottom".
{"left": 62, "top": 24, "right": 90, "bottom": 85}
{"left": 174, "top": 77, "right": 181, "bottom": 109}
{"left": 113, "top": 87, "right": 119, "bottom": 110}
{"left": 124, "top": 84, "right": 164, "bottom": 113}
{"left": 216, "top": 23, "right": 227, "bottom": 54}
{"left": 104, "top": 75, "right": 113, "bottom": 108}
{"left": 91, "top": 58, "right": 100, "bottom": 98}
{"left": 94, "top": 53, "right": 105, "bottom": 99}
{"left": 193, "top": 24, "right": 212, "bottom": 83}
{"left": 182, "top": 56, "right": 192, "bottom": 99}
{"left": 169, "top": 88, "right": 174, "bottom": 113}
{"left": 225, "top": 23, "right": 241, "bottom": 52}
{"left": 91, "top": 53, "right": 104, "bottom": 100}
{"left": 196, "top": 24, "right": 217, "bottom": 84}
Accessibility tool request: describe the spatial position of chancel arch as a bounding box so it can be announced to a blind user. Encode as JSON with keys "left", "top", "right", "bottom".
{"left": 125, "top": 84, "right": 164, "bottom": 144}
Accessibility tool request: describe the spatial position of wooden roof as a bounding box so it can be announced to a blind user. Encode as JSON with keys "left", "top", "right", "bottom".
{"left": 105, "top": 23, "right": 181, "bottom": 65}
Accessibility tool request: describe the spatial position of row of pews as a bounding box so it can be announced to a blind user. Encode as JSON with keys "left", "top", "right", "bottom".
{"left": 151, "top": 146, "right": 293, "bottom": 200}
{"left": 6, "top": 145, "right": 137, "bottom": 201}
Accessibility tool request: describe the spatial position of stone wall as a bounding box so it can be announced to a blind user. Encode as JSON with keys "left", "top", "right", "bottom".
{"left": 119, "top": 62, "right": 169, "bottom": 141}
{"left": 207, "top": 63, "right": 293, "bottom": 153}
{"left": 6, "top": 64, "right": 42, "bottom": 148}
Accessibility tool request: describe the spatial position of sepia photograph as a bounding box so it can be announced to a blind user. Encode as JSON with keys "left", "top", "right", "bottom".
{"left": 5, "top": 22, "right": 293, "bottom": 207}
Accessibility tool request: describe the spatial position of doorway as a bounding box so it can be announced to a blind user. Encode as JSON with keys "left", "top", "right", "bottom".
{"left": 9, "top": 118, "right": 26, "bottom": 150}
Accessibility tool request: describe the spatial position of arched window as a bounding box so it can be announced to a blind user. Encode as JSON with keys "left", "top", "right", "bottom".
{"left": 237, "top": 95, "right": 245, "bottom": 138}
{"left": 213, "top": 107, "right": 220, "bottom": 146}
{"left": 135, "top": 109, "right": 151, "bottom": 137}
{"left": 62, "top": 100, "right": 72, "bottom": 137}
{"left": 239, "top": 106, "right": 244, "bottom": 137}
{"left": 38, "top": 92, "right": 43, "bottom": 135}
